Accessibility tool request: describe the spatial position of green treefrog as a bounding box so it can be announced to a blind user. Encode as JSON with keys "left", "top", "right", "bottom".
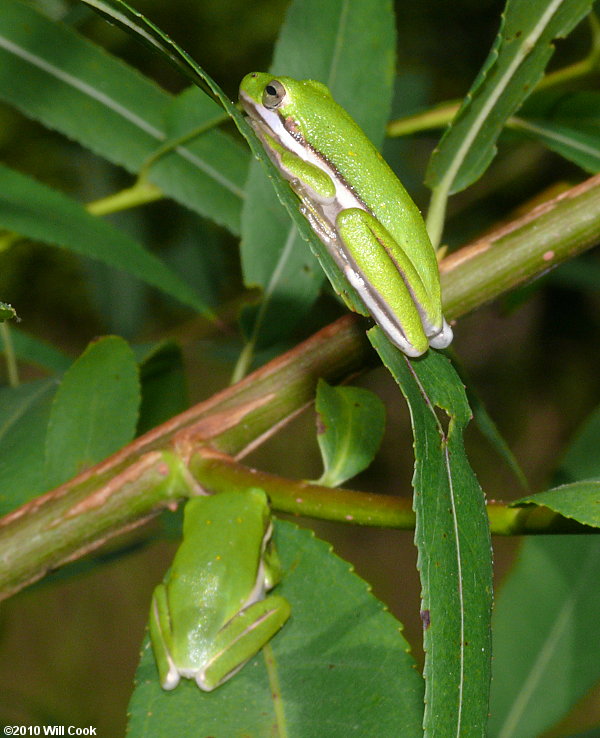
{"left": 239, "top": 73, "right": 453, "bottom": 357}
{"left": 149, "top": 488, "right": 290, "bottom": 692}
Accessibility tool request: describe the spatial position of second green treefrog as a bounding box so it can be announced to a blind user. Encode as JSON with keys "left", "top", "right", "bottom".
{"left": 239, "top": 73, "right": 453, "bottom": 357}
{"left": 149, "top": 488, "right": 290, "bottom": 692}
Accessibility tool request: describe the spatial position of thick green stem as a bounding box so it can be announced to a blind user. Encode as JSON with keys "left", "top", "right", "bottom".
{"left": 190, "top": 453, "right": 416, "bottom": 528}
{"left": 440, "top": 174, "right": 600, "bottom": 320}
{"left": 0, "top": 177, "right": 599, "bottom": 599}
{"left": 0, "top": 317, "right": 372, "bottom": 599}
{"left": 190, "top": 454, "right": 596, "bottom": 535}
{"left": 0, "top": 450, "right": 190, "bottom": 599}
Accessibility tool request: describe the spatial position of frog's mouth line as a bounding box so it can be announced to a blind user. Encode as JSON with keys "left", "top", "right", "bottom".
{"left": 240, "top": 90, "right": 308, "bottom": 159}
{"left": 240, "top": 92, "right": 369, "bottom": 216}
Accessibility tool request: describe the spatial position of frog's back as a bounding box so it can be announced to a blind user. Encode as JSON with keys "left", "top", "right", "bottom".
{"left": 289, "top": 80, "right": 439, "bottom": 296}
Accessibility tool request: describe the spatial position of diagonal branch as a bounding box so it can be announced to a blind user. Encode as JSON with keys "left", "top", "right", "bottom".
{"left": 0, "top": 175, "right": 599, "bottom": 600}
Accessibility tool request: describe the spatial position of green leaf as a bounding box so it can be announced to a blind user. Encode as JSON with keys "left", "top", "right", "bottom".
{"left": 490, "top": 399, "right": 600, "bottom": 737}
{"left": 0, "top": 0, "right": 247, "bottom": 234}
{"left": 2, "top": 327, "right": 71, "bottom": 373}
{"left": 509, "top": 404, "right": 600, "bottom": 528}
{"left": 469, "top": 390, "right": 529, "bottom": 489}
{"left": 164, "top": 85, "right": 229, "bottom": 140}
{"left": 452, "top": 352, "right": 528, "bottom": 490}
{"left": 0, "top": 163, "right": 211, "bottom": 316}
{"left": 426, "top": 0, "right": 594, "bottom": 195}
{"left": 558, "top": 403, "right": 600, "bottom": 483}
{"left": 133, "top": 341, "right": 188, "bottom": 434}
{"left": 512, "top": 115, "right": 600, "bottom": 172}
{"left": 489, "top": 537, "right": 600, "bottom": 738}
{"left": 512, "top": 91, "right": 600, "bottom": 173}
{"left": 240, "top": 166, "right": 326, "bottom": 347}
{"left": 548, "top": 256, "right": 600, "bottom": 292}
{"left": 78, "top": 0, "right": 243, "bottom": 124}
{"left": 127, "top": 520, "right": 424, "bottom": 737}
{"left": 44, "top": 335, "right": 140, "bottom": 488}
{"left": 240, "top": 0, "right": 397, "bottom": 347}
{"left": 0, "top": 301, "right": 17, "bottom": 322}
{"left": 78, "top": 0, "right": 379, "bottom": 346}
{"left": 0, "top": 379, "right": 57, "bottom": 515}
{"left": 370, "top": 330, "right": 493, "bottom": 737}
{"left": 512, "top": 479, "right": 600, "bottom": 528}
{"left": 315, "top": 379, "right": 386, "bottom": 488}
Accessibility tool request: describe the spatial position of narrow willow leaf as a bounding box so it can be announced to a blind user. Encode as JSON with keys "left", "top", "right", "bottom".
{"left": 370, "top": 329, "right": 492, "bottom": 737}
{"left": 128, "top": 521, "right": 424, "bottom": 737}
{"left": 315, "top": 379, "right": 386, "bottom": 488}
{"left": 451, "top": 351, "right": 528, "bottom": 489}
{"left": 44, "top": 336, "right": 140, "bottom": 488}
{"left": 0, "top": 0, "right": 247, "bottom": 234}
{"left": 490, "top": 537, "right": 600, "bottom": 738}
{"left": 79, "top": 0, "right": 373, "bottom": 325}
{"left": 239, "top": 167, "right": 326, "bottom": 347}
{"left": 491, "top": 394, "right": 600, "bottom": 738}
{"left": 469, "top": 390, "right": 529, "bottom": 489}
{"left": 512, "top": 90, "right": 600, "bottom": 173}
{"left": 558, "top": 403, "right": 600, "bottom": 483}
{"left": 0, "top": 164, "right": 211, "bottom": 316}
{"left": 549, "top": 255, "right": 600, "bottom": 291}
{"left": 426, "top": 0, "right": 594, "bottom": 195}
{"left": 0, "top": 379, "right": 58, "bottom": 515}
{"left": 512, "top": 116, "right": 600, "bottom": 172}
{"left": 164, "top": 86, "right": 229, "bottom": 141}
{"left": 512, "top": 480, "right": 600, "bottom": 528}
{"left": 240, "top": 0, "right": 397, "bottom": 346}
{"left": 79, "top": 0, "right": 247, "bottom": 127}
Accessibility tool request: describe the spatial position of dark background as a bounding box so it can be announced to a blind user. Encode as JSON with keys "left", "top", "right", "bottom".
{"left": 0, "top": 0, "right": 598, "bottom": 734}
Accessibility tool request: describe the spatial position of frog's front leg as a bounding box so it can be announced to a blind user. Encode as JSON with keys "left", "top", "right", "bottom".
{"left": 149, "top": 582, "right": 180, "bottom": 690}
{"left": 337, "top": 209, "right": 452, "bottom": 356}
{"left": 198, "top": 594, "right": 291, "bottom": 691}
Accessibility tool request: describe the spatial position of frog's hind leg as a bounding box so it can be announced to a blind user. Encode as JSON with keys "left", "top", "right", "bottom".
{"left": 197, "top": 595, "right": 291, "bottom": 691}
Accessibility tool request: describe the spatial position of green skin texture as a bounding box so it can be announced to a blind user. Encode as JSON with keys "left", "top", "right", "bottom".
{"left": 239, "top": 73, "right": 452, "bottom": 357}
{"left": 149, "top": 488, "right": 290, "bottom": 692}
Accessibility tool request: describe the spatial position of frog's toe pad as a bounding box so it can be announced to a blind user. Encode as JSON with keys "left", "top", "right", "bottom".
{"left": 429, "top": 319, "right": 453, "bottom": 349}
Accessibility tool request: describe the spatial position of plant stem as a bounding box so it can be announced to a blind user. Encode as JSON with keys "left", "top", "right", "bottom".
{"left": 86, "top": 181, "right": 163, "bottom": 216}
{"left": 0, "top": 450, "right": 191, "bottom": 600}
{"left": 537, "top": 12, "right": 600, "bottom": 90}
{"left": 190, "top": 453, "right": 416, "bottom": 528}
{"left": 0, "top": 322, "right": 19, "bottom": 387}
{"left": 426, "top": 184, "right": 449, "bottom": 250}
{"left": 387, "top": 15, "right": 600, "bottom": 141}
{"left": 0, "top": 316, "right": 372, "bottom": 599}
{"left": 439, "top": 173, "right": 600, "bottom": 320}
{"left": 138, "top": 112, "right": 231, "bottom": 177}
{"left": 191, "top": 453, "right": 596, "bottom": 535}
{"left": 386, "top": 100, "right": 460, "bottom": 138}
{"left": 1, "top": 176, "right": 599, "bottom": 599}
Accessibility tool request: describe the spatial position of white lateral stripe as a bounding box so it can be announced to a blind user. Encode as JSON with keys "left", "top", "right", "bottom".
{"left": 241, "top": 92, "right": 365, "bottom": 213}
{"left": 344, "top": 266, "right": 423, "bottom": 357}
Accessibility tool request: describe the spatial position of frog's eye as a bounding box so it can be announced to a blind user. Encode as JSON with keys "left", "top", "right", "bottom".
{"left": 263, "top": 80, "right": 286, "bottom": 109}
